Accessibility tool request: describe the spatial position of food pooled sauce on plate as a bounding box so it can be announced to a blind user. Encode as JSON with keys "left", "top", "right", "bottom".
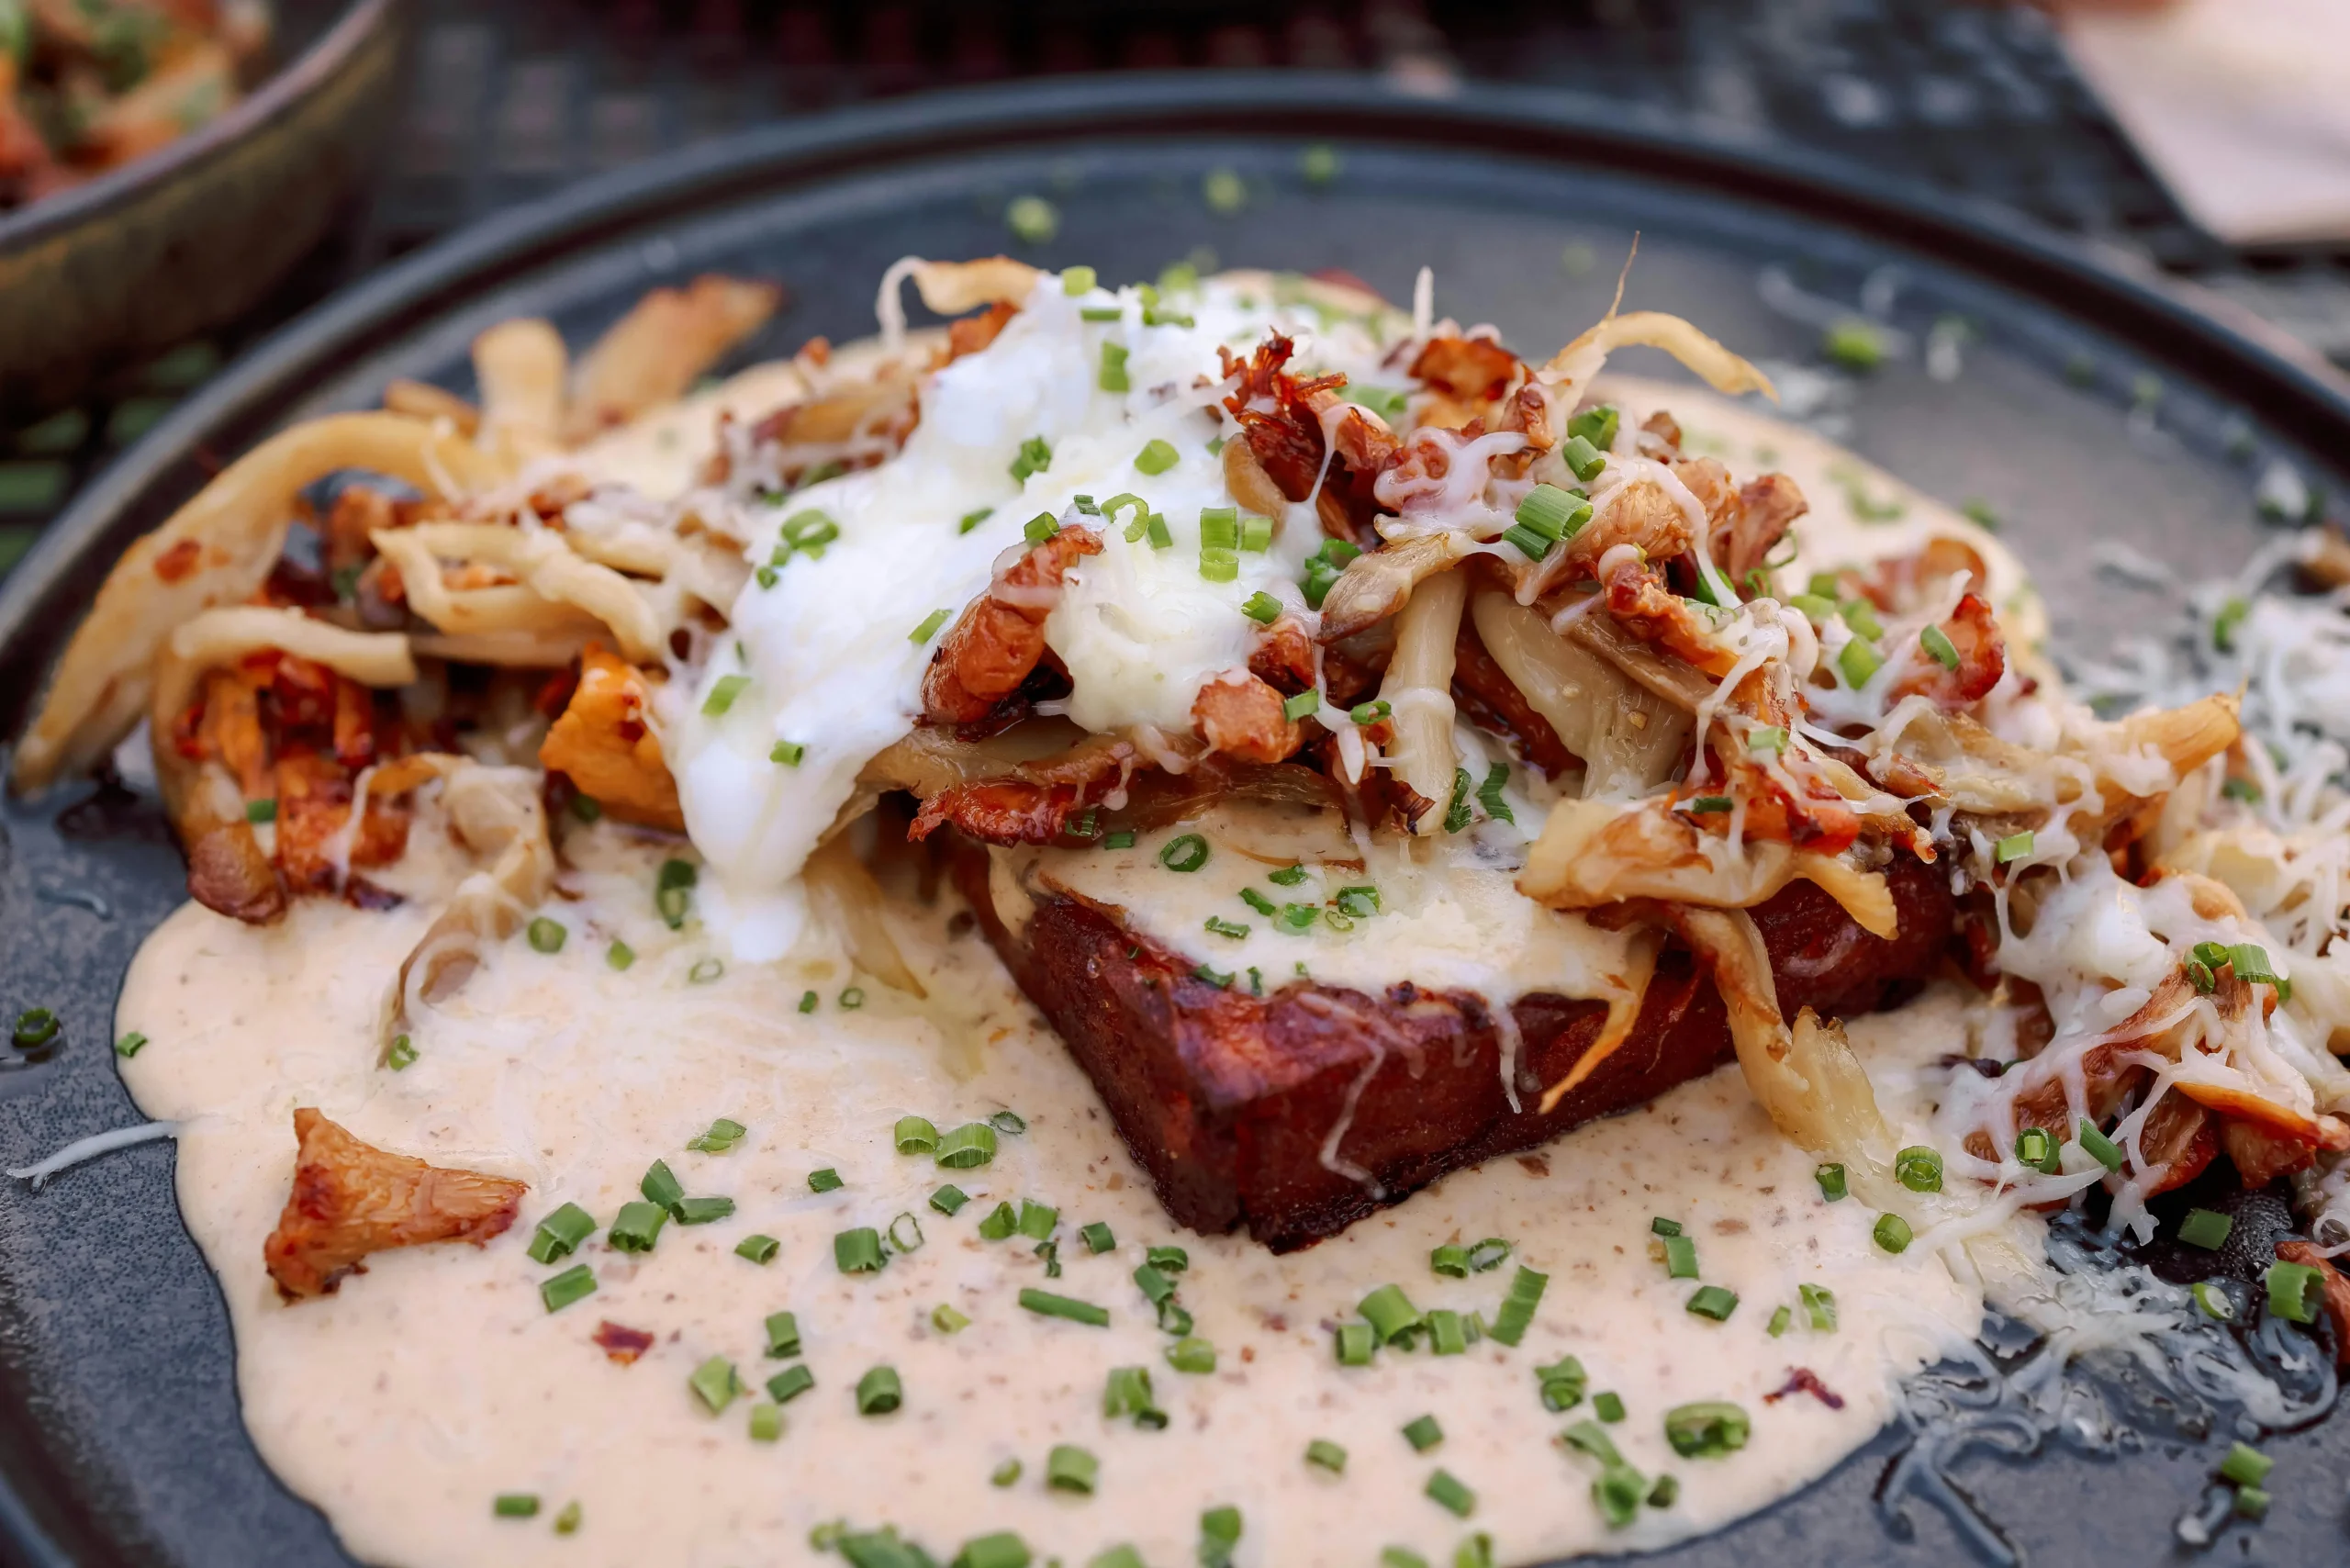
{"left": 15, "top": 256, "right": 2350, "bottom": 1566}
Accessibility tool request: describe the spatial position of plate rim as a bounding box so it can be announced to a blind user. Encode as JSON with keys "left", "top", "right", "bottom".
{"left": 4, "top": 69, "right": 2349, "bottom": 1566}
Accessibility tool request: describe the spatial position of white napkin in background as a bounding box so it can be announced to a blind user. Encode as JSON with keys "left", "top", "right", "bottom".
{"left": 2060, "top": 0, "right": 2350, "bottom": 246}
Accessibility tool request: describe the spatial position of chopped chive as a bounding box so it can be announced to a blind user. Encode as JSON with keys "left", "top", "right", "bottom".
{"left": 1009, "top": 435, "right": 1053, "bottom": 481}
{"left": 977, "top": 1202, "right": 1018, "bottom": 1240}
{"left": 1242, "top": 589, "right": 1282, "bottom": 623}
{"left": 1282, "top": 689, "right": 1319, "bottom": 722}
{"left": 1816, "top": 1163, "right": 1849, "bottom": 1201}
{"left": 1920, "top": 623, "right": 1961, "bottom": 670}
{"left": 1199, "top": 544, "right": 1239, "bottom": 583}
{"left": 1023, "top": 511, "right": 1060, "bottom": 545}
{"left": 834, "top": 1227, "right": 885, "bottom": 1273}
{"left": 1684, "top": 795, "right": 1733, "bottom": 813}
{"left": 1203, "top": 915, "right": 1251, "bottom": 940}
{"left": 933, "top": 1303, "right": 970, "bottom": 1334}
{"left": 244, "top": 798, "right": 277, "bottom": 825}
{"left": 1768, "top": 1305, "right": 1793, "bottom": 1338}
{"left": 1334, "top": 884, "right": 1380, "bottom": 918}
{"left": 553, "top": 1500, "right": 581, "bottom": 1534}
{"left": 1158, "top": 833, "right": 1210, "bottom": 872}
{"left": 1662, "top": 1235, "right": 1698, "bottom": 1279}
{"left": 113, "top": 1031, "right": 148, "bottom": 1058}
{"left": 2235, "top": 1486, "right": 2271, "bottom": 1520}
{"left": 525, "top": 916, "right": 565, "bottom": 954}
{"left": 1062, "top": 265, "right": 1098, "bottom": 297}
{"left": 1081, "top": 1221, "right": 1115, "bottom": 1254}
{"left": 807, "top": 1168, "right": 844, "bottom": 1193}
{"left": 1428, "top": 1309, "right": 1470, "bottom": 1355}
{"left": 1837, "top": 637, "right": 1883, "bottom": 689}
{"left": 1442, "top": 767, "right": 1474, "bottom": 832}
{"left": 1306, "top": 1438, "right": 1348, "bottom": 1473}
{"left": 686, "top": 1117, "right": 746, "bottom": 1154}
{"left": 539, "top": 1263, "right": 597, "bottom": 1313}
{"left": 2267, "top": 1260, "right": 2323, "bottom": 1324}
{"left": 764, "top": 1310, "right": 801, "bottom": 1358}
{"left": 1135, "top": 439, "right": 1179, "bottom": 475}
{"left": 1593, "top": 1392, "right": 1626, "bottom": 1423}
{"left": 959, "top": 507, "right": 993, "bottom": 533}
{"left": 1102, "top": 830, "right": 1136, "bottom": 849}
{"left": 1156, "top": 1297, "right": 1194, "bottom": 1336}
{"left": 766, "top": 1363, "right": 815, "bottom": 1404}
{"left": 1895, "top": 1145, "right": 1944, "bottom": 1193}
{"left": 1239, "top": 514, "right": 1274, "bottom": 553}
{"left": 1425, "top": 1470, "right": 1476, "bottom": 1518}
{"left": 797, "top": 989, "right": 818, "bottom": 1014}
{"left": 894, "top": 1115, "right": 939, "bottom": 1155}
{"left": 886, "top": 1212, "right": 924, "bottom": 1252}
{"left": 2016, "top": 1126, "right": 2059, "bottom": 1172}
{"left": 2077, "top": 1119, "right": 2124, "bottom": 1172}
{"left": 1873, "top": 1213, "right": 1913, "bottom": 1254}
{"left": 1145, "top": 512, "right": 1172, "bottom": 548}
{"left": 910, "top": 608, "right": 952, "bottom": 644}
{"left": 1350, "top": 700, "right": 1392, "bottom": 726}
{"left": 527, "top": 1203, "right": 598, "bottom": 1264}
{"left": 1200, "top": 1505, "right": 1242, "bottom": 1558}
{"left": 934, "top": 1123, "right": 999, "bottom": 1168}
{"left": 607, "top": 1200, "right": 666, "bottom": 1252}
{"left": 1381, "top": 1551, "right": 1428, "bottom": 1568}
{"left": 2220, "top": 1441, "right": 2273, "bottom": 1487}
{"left": 1016, "top": 1200, "right": 1058, "bottom": 1241}
{"left": 674, "top": 1195, "right": 735, "bottom": 1226}
{"left": 962, "top": 1533, "right": 1031, "bottom": 1568}
{"left": 1046, "top": 1443, "right": 1099, "bottom": 1494}
{"left": 1651, "top": 1216, "right": 1684, "bottom": 1237}
{"left": 1335, "top": 1321, "right": 1377, "bottom": 1365}
{"left": 1748, "top": 725, "right": 1787, "bottom": 753}
{"left": 2194, "top": 1281, "right": 2235, "bottom": 1320}
{"left": 1664, "top": 1401, "right": 1751, "bottom": 1458}
{"left": 689, "top": 1355, "right": 743, "bottom": 1414}
{"left": 493, "top": 1494, "right": 540, "bottom": 1518}
{"left": 1403, "top": 1415, "right": 1443, "bottom": 1452}
{"left": 2178, "top": 1208, "right": 2233, "bottom": 1249}
{"left": 701, "top": 674, "right": 750, "bottom": 717}
{"left": 736, "top": 1234, "right": 780, "bottom": 1264}
{"left": 1098, "top": 342, "right": 1131, "bottom": 394}
{"left": 605, "top": 939, "right": 635, "bottom": 971}
{"left": 1166, "top": 1336, "right": 1216, "bottom": 1373}
{"left": 990, "top": 1458, "right": 1023, "bottom": 1487}
{"left": 687, "top": 957, "right": 724, "bottom": 985}
{"left": 1995, "top": 830, "right": 2034, "bottom": 864}
{"left": 1648, "top": 1474, "right": 1680, "bottom": 1509}
{"left": 1020, "top": 1288, "right": 1110, "bottom": 1327}
{"left": 1081, "top": 306, "right": 1124, "bottom": 322}
{"left": 1475, "top": 763, "right": 1516, "bottom": 825}
{"left": 749, "top": 1402, "right": 782, "bottom": 1442}
{"left": 1489, "top": 1266, "right": 1548, "bottom": 1346}
{"left": 1568, "top": 405, "right": 1620, "bottom": 450}
{"left": 1133, "top": 1263, "right": 1177, "bottom": 1305}
{"left": 924, "top": 1182, "right": 973, "bottom": 1219}
{"left": 1360, "top": 1284, "right": 1424, "bottom": 1346}
{"left": 769, "top": 739, "right": 806, "bottom": 767}
{"left": 1238, "top": 887, "right": 1278, "bottom": 918}
{"left": 1801, "top": 1282, "right": 1838, "bottom": 1331}
{"left": 1146, "top": 1245, "right": 1188, "bottom": 1273}
{"left": 1268, "top": 860, "right": 1309, "bottom": 888}
{"left": 2229, "top": 942, "right": 2283, "bottom": 987}
{"left": 990, "top": 1109, "right": 1027, "bottom": 1135}
{"left": 1537, "top": 1355, "right": 1588, "bottom": 1412}
{"left": 1562, "top": 1420, "right": 1622, "bottom": 1465}
{"left": 1104, "top": 1365, "right": 1168, "bottom": 1428}
{"left": 1432, "top": 1244, "right": 1471, "bottom": 1278}
{"left": 1515, "top": 482, "right": 1592, "bottom": 543}
{"left": 855, "top": 1365, "right": 902, "bottom": 1415}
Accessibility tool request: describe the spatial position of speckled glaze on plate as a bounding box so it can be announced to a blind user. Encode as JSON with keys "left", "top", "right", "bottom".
{"left": 0, "top": 0, "right": 406, "bottom": 419}
{"left": 2, "top": 74, "right": 2347, "bottom": 1568}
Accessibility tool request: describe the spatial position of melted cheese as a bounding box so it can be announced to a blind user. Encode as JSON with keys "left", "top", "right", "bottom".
{"left": 664, "top": 273, "right": 1393, "bottom": 960}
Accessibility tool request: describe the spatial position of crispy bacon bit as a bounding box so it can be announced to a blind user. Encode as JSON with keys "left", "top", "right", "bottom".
{"left": 1720, "top": 473, "right": 1808, "bottom": 591}
{"left": 946, "top": 301, "right": 1018, "bottom": 362}
{"left": 592, "top": 1321, "right": 656, "bottom": 1365}
{"left": 321, "top": 485, "right": 400, "bottom": 577}
{"left": 1638, "top": 409, "right": 1684, "bottom": 458}
{"left": 153, "top": 537, "right": 204, "bottom": 584}
{"left": 1248, "top": 617, "right": 1316, "bottom": 696}
{"left": 274, "top": 751, "right": 411, "bottom": 892}
{"left": 1889, "top": 592, "right": 2006, "bottom": 708}
{"left": 1762, "top": 1368, "right": 1846, "bottom": 1409}
{"left": 907, "top": 737, "right": 1139, "bottom": 846}
{"left": 1602, "top": 554, "right": 1738, "bottom": 677}
{"left": 1410, "top": 334, "right": 1518, "bottom": 404}
{"left": 262, "top": 1109, "right": 525, "bottom": 1301}
{"left": 2275, "top": 1242, "right": 2350, "bottom": 1367}
{"left": 922, "top": 528, "right": 1103, "bottom": 723}
{"left": 1192, "top": 672, "right": 1304, "bottom": 765}
{"left": 1859, "top": 536, "right": 1989, "bottom": 616}
{"left": 539, "top": 643, "right": 686, "bottom": 831}
{"left": 1219, "top": 334, "right": 1395, "bottom": 544}
{"left": 1451, "top": 615, "right": 1577, "bottom": 777}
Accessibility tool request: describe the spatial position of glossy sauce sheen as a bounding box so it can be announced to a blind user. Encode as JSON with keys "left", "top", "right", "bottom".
{"left": 113, "top": 388, "right": 2032, "bottom": 1565}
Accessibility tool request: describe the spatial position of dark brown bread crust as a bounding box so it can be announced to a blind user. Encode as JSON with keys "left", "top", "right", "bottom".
{"left": 953, "top": 841, "right": 1954, "bottom": 1251}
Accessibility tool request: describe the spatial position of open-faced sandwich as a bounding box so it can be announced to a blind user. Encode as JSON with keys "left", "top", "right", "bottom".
{"left": 12, "top": 254, "right": 2350, "bottom": 1568}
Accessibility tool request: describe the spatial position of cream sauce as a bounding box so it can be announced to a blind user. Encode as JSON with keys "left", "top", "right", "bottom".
{"left": 115, "top": 822, "right": 2006, "bottom": 1568}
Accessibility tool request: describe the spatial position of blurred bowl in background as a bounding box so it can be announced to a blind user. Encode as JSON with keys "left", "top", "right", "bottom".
{"left": 0, "top": 0, "right": 406, "bottom": 420}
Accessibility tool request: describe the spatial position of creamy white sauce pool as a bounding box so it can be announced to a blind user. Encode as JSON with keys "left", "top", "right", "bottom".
{"left": 118, "top": 830, "right": 2002, "bottom": 1568}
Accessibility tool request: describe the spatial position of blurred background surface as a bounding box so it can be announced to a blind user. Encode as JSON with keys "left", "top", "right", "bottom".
{"left": 6, "top": 0, "right": 2348, "bottom": 578}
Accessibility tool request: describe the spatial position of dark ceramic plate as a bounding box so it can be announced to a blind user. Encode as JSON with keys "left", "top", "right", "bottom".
{"left": 0, "top": 0, "right": 407, "bottom": 418}
{"left": 2, "top": 75, "right": 2347, "bottom": 1568}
